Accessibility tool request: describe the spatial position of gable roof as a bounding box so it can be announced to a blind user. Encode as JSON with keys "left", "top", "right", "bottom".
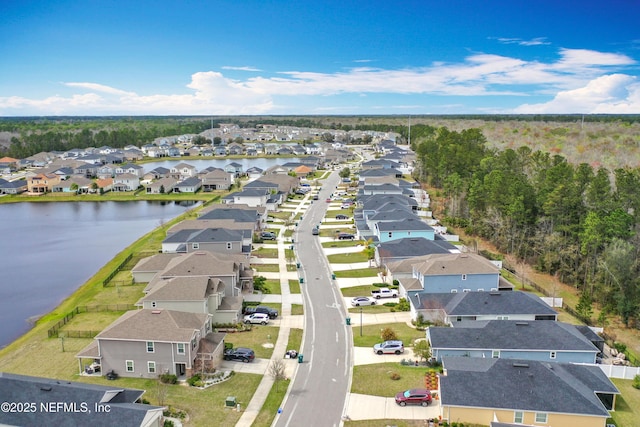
{"left": 139, "top": 276, "right": 224, "bottom": 303}
{"left": 440, "top": 357, "right": 618, "bottom": 417}
{"left": 198, "top": 207, "right": 258, "bottom": 222}
{"left": 408, "top": 291, "right": 557, "bottom": 317}
{"left": 161, "top": 251, "right": 238, "bottom": 277}
{"left": 0, "top": 372, "right": 162, "bottom": 427}
{"left": 413, "top": 253, "right": 499, "bottom": 276}
{"left": 429, "top": 320, "right": 597, "bottom": 352}
{"left": 377, "top": 237, "right": 457, "bottom": 259}
{"left": 96, "top": 309, "right": 209, "bottom": 342}
{"left": 163, "top": 228, "right": 246, "bottom": 244}
{"left": 376, "top": 218, "right": 434, "bottom": 232}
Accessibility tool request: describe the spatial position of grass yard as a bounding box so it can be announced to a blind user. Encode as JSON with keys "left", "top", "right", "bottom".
{"left": 352, "top": 323, "right": 424, "bottom": 348}
{"left": 345, "top": 421, "right": 453, "bottom": 427}
{"left": 289, "top": 279, "right": 300, "bottom": 294}
{"left": 610, "top": 379, "right": 640, "bottom": 427}
{"left": 327, "top": 252, "right": 369, "bottom": 263}
{"left": 253, "top": 264, "right": 280, "bottom": 273}
{"left": 286, "top": 328, "right": 303, "bottom": 353}
{"left": 341, "top": 285, "right": 376, "bottom": 297}
{"left": 58, "top": 311, "right": 125, "bottom": 335}
{"left": 351, "top": 363, "right": 440, "bottom": 397}
{"left": 291, "top": 304, "right": 304, "bottom": 315}
{"left": 348, "top": 304, "right": 396, "bottom": 314}
{"left": 269, "top": 211, "right": 293, "bottom": 221}
{"left": 263, "top": 280, "right": 282, "bottom": 295}
{"left": 252, "top": 378, "right": 292, "bottom": 427}
{"left": 322, "top": 240, "right": 363, "bottom": 248}
{"left": 252, "top": 247, "right": 279, "bottom": 258}
{"left": 78, "top": 372, "right": 262, "bottom": 427}
{"left": 334, "top": 268, "right": 379, "bottom": 278}
{"left": 85, "top": 283, "right": 146, "bottom": 305}
{"left": 225, "top": 326, "right": 279, "bottom": 359}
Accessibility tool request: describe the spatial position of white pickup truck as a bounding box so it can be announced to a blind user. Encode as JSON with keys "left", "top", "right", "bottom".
{"left": 371, "top": 287, "right": 398, "bottom": 299}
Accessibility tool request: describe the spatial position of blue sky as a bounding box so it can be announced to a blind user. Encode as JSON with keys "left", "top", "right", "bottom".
{"left": 1, "top": 0, "right": 639, "bottom": 116}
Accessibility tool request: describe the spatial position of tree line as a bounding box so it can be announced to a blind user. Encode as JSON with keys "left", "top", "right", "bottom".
{"left": 412, "top": 125, "right": 640, "bottom": 327}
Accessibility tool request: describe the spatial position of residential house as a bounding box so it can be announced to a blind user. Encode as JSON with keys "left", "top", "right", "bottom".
{"left": 175, "top": 177, "right": 202, "bottom": 193}
{"left": 224, "top": 162, "right": 244, "bottom": 177}
{"left": 427, "top": 320, "right": 598, "bottom": 363}
{"left": 439, "top": 357, "right": 618, "bottom": 427}
{"left": 136, "top": 276, "right": 242, "bottom": 325}
{"left": 95, "top": 178, "right": 113, "bottom": 193}
{"left": 227, "top": 143, "right": 244, "bottom": 155}
{"left": 223, "top": 188, "right": 270, "bottom": 207}
{"left": 112, "top": 173, "right": 140, "bottom": 192}
{"left": 76, "top": 309, "right": 224, "bottom": 379}
{"left": 0, "top": 372, "right": 164, "bottom": 427}
{"left": 52, "top": 176, "right": 93, "bottom": 193}
{"left": 201, "top": 169, "right": 233, "bottom": 191}
{"left": 143, "top": 166, "right": 171, "bottom": 182}
{"left": 161, "top": 228, "right": 249, "bottom": 256}
{"left": 0, "top": 179, "right": 27, "bottom": 194}
{"left": 375, "top": 237, "right": 459, "bottom": 269}
{"left": 115, "top": 163, "right": 144, "bottom": 177}
{"left": 294, "top": 165, "right": 312, "bottom": 178}
{"left": 145, "top": 177, "right": 178, "bottom": 194}
{"left": 407, "top": 253, "right": 501, "bottom": 294}
{"left": 96, "top": 164, "right": 118, "bottom": 179}
{"left": 27, "top": 173, "right": 61, "bottom": 193}
{"left": 361, "top": 183, "right": 404, "bottom": 196}
{"left": 407, "top": 291, "right": 558, "bottom": 324}
{"left": 246, "top": 166, "right": 263, "bottom": 180}
{"left": 74, "top": 163, "right": 99, "bottom": 178}
{"left": 374, "top": 218, "right": 435, "bottom": 243}
{"left": 198, "top": 205, "right": 265, "bottom": 229}
{"left": 170, "top": 163, "right": 197, "bottom": 180}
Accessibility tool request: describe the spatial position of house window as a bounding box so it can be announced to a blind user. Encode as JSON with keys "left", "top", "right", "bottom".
{"left": 151, "top": 301, "right": 156, "bottom": 308}
{"left": 177, "top": 343, "right": 185, "bottom": 355}
{"left": 191, "top": 338, "right": 197, "bottom": 349}
{"left": 477, "top": 288, "right": 485, "bottom": 292}
{"left": 514, "top": 411, "right": 524, "bottom": 423}
{"left": 535, "top": 413, "right": 548, "bottom": 423}
{"left": 126, "top": 360, "right": 134, "bottom": 372}
{"left": 461, "top": 274, "right": 467, "bottom": 280}
{"left": 550, "top": 351, "right": 557, "bottom": 359}
{"left": 192, "top": 243, "right": 199, "bottom": 250}
{"left": 450, "top": 289, "right": 458, "bottom": 293}
{"left": 497, "top": 316, "right": 509, "bottom": 320}
{"left": 492, "top": 350, "right": 500, "bottom": 359}
{"left": 462, "top": 289, "right": 471, "bottom": 293}
{"left": 456, "top": 316, "right": 462, "bottom": 322}
{"left": 226, "top": 242, "right": 232, "bottom": 250}
{"left": 148, "top": 361, "right": 156, "bottom": 374}
{"left": 147, "top": 341, "right": 154, "bottom": 353}
{"left": 388, "top": 232, "right": 392, "bottom": 238}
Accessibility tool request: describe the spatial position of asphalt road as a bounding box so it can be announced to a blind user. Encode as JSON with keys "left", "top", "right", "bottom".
{"left": 275, "top": 170, "right": 352, "bottom": 427}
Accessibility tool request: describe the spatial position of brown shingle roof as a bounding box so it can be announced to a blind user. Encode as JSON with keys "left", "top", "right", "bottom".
{"left": 97, "top": 309, "right": 208, "bottom": 342}
{"left": 413, "top": 253, "right": 499, "bottom": 276}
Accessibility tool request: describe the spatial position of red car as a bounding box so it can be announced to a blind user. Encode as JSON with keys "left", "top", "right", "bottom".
{"left": 395, "top": 388, "right": 432, "bottom": 406}
{"left": 325, "top": 198, "right": 331, "bottom": 203}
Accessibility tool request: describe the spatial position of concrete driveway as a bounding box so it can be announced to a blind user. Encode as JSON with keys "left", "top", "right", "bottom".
{"left": 353, "top": 346, "right": 416, "bottom": 365}
{"left": 344, "top": 393, "right": 440, "bottom": 421}
{"left": 220, "top": 357, "right": 270, "bottom": 374}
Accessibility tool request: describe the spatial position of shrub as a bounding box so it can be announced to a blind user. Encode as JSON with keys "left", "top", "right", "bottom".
{"left": 159, "top": 373, "right": 177, "bottom": 384}
{"left": 187, "top": 374, "right": 202, "bottom": 387}
{"left": 164, "top": 420, "right": 175, "bottom": 427}
{"left": 380, "top": 327, "right": 398, "bottom": 341}
{"left": 613, "top": 342, "right": 627, "bottom": 353}
{"left": 396, "top": 298, "right": 410, "bottom": 311}
{"left": 633, "top": 374, "right": 640, "bottom": 390}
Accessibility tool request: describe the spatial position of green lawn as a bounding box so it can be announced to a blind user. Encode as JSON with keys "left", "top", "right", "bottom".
{"left": 341, "top": 284, "right": 377, "bottom": 297}
{"left": 263, "top": 280, "right": 282, "bottom": 295}
{"left": 322, "top": 240, "right": 363, "bottom": 248}
{"left": 291, "top": 304, "right": 304, "bottom": 315}
{"left": 289, "top": 279, "right": 300, "bottom": 294}
{"left": 225, "top": 326, "right": 279, "bottom": 359}
{"left": 348, "top": 304, "right": 396, "bottom": 314}
{"left": 253, "top": 264, "right": 281, "bottom": 273}
{"left": 253, "top": 379, "right": 291, "bottom": 427}
{"left": 352, "top": 323, "right": 425, "bottom": 348}
{"left": 352, "top": 363, "right": 440, "bottom": 397}
{"left": 252, "top": 247, "right": 279, "bottom": 258}
{"left": 611, "top": 379, "right": 640, "bottom": 427}
{"left": 334, "top": 268, "right": 379, "bottom": 278}
{"left": 286, "top": 328, "right": 303, "bottom": 353}
{"left": 327, "top": 252, "right": 369, "bottom": 263}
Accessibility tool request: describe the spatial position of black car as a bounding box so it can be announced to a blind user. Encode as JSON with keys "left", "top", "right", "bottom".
{"left": 243, "top": 305, "right": 279, "bottom": 318}
{"left": 337, "top": 233, "right": 355, "bottom": 240}
{"left": 260, "top": 231, "right": 276, "bottom": 240}
{"left": 335, "top": 214, "right": 349, "bottom": 220}
{"left": 223, "top": 347, "right": 255, "bottom": 363}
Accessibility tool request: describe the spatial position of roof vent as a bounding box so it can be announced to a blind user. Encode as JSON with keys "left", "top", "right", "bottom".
{"left": 512, "top": 363, "right": 529, "bottom": 368}
{"left": 40, "top": 386, "right": 52, "bottom": 392}
{"left": 151, "top": 310, "right": 162, "bottom": 314}
{"left": 489, "top": 291, "right": 500, "bottom": 296}
{"left": 515, "top": 322, "right": 529, "bottom": 326}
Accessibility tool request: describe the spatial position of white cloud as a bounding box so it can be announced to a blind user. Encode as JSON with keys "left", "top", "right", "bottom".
{"left": 0, "top": 48, "right": 637, "bottom": 115}
{"left": 495, "top": 37, "right": 550, "bottom": 46}
{"left": 221, "top": 66, "right": 262, "bottom": 72}
{"left": 512, "top": 74, "right": 640, "bottom": 113}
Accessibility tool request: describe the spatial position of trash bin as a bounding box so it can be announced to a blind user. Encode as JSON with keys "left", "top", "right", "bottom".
{"left": 299, "top": 278, "right": 304, "bottom": 284}
{"left": 331, "top": 273, "right": 336, "bottom": 280}
{"left": 346, "top": 317, "right": 351, "bottom": 325}
{"left": 225, "top": 396, "right": 237, "bottom": 407}
{"left": 298, "top": 354, "right": 303, "bottom": 363}
{"left": 296, "top": 262, "right": 301, "bottom": 268}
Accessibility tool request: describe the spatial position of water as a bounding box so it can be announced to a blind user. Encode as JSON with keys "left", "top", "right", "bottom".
{"left": 0, "top": 201, "right": 196, "bottom": 348}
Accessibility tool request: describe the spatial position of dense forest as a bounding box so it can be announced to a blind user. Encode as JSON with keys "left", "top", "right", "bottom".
{"left": 410, "top": 124, "right": 640, "bottom": 327}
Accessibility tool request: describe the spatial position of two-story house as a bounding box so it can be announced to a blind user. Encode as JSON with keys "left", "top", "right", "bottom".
{"left": 408, "top": 253, "right": 500, "bottom": 294}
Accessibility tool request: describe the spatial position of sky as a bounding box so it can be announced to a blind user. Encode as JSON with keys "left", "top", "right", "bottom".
{"left": 1, "top": 0, "right": 639, "bottom": 116}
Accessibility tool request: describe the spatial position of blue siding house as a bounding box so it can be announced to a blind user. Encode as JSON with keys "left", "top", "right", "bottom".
{"left": 412, "top": 253, "right": 500, "bottom": 293}
{"left": 427, "top": 320, "right": 599, "bottom": 364}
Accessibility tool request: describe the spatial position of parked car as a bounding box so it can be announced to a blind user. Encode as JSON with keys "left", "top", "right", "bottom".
{"left": 351, "top": 296, "right": 376, "bottom": 307}
{"left": 312, "top": 226, "right": 319, "bottom": 235}
{"left": 295, "top": 189, "right": 309, "bottom": 195}
{"left": 223, "top": 347, "right": 255, "bottom": 363}
{"left": 395, "top": 388, "right": 432, "bottom": 406}
{"left": 325, "top": 198, "right": 332, "bottom": 203}
{"left": 341, "top": 204, "right": 352, "bottom": 209}
{"left": 335, "top": 214, "right": 349, "bottom": 220}
{"left": 374, "top": 340, "right": 404, "bottom": 355}
{"left": 337, "top": 233, "right": 355, "bottom": 240}
{"left": 313, "top": 195, "right": 319, "bottom": 200}
{"left": 260, "top": 231, "right": 276, "bottom": 240}
{"left": 371, "top": 288, "right": 398, "bottom": 299}
{"left": 243, "top": 313, "right": 270, "bottom": 325}
{"left": 243, "top": 305, "right": 279, "bottom": 318}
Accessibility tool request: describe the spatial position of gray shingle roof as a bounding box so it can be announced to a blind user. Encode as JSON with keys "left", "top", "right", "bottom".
{"left": 429, "top": 320, "right": 598, "bottom": 352}
{"left": 413, "top": 253, "right": 499, "bottom": 276}
{"left": 163, "top": 228, "right": 245, "bottom": 244}
{"left": 408, "top": 291, "right": 557, "bottom": 317}
{"left": 0, "top": 372, "right": 162, "bottom": 427}
{"left": 440, "top": 357, "right": 618, "bottom": 416}
{"left": 376, "top": 218, "right": 434, "bottom": 232}
{"left": 377, "top": 237, "right": 456, "bottom": 259}
{"left": 97, "top": 309, "right": 208, "bottom": 342}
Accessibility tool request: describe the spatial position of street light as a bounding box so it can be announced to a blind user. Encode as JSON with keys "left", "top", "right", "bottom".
{"left": 360, "top": 307, "right": 363, "bottom": 337}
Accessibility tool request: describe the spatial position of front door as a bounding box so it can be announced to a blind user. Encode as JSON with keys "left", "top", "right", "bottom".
{"left": 175, "top": 363, "right": 186, "bottom": 377}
